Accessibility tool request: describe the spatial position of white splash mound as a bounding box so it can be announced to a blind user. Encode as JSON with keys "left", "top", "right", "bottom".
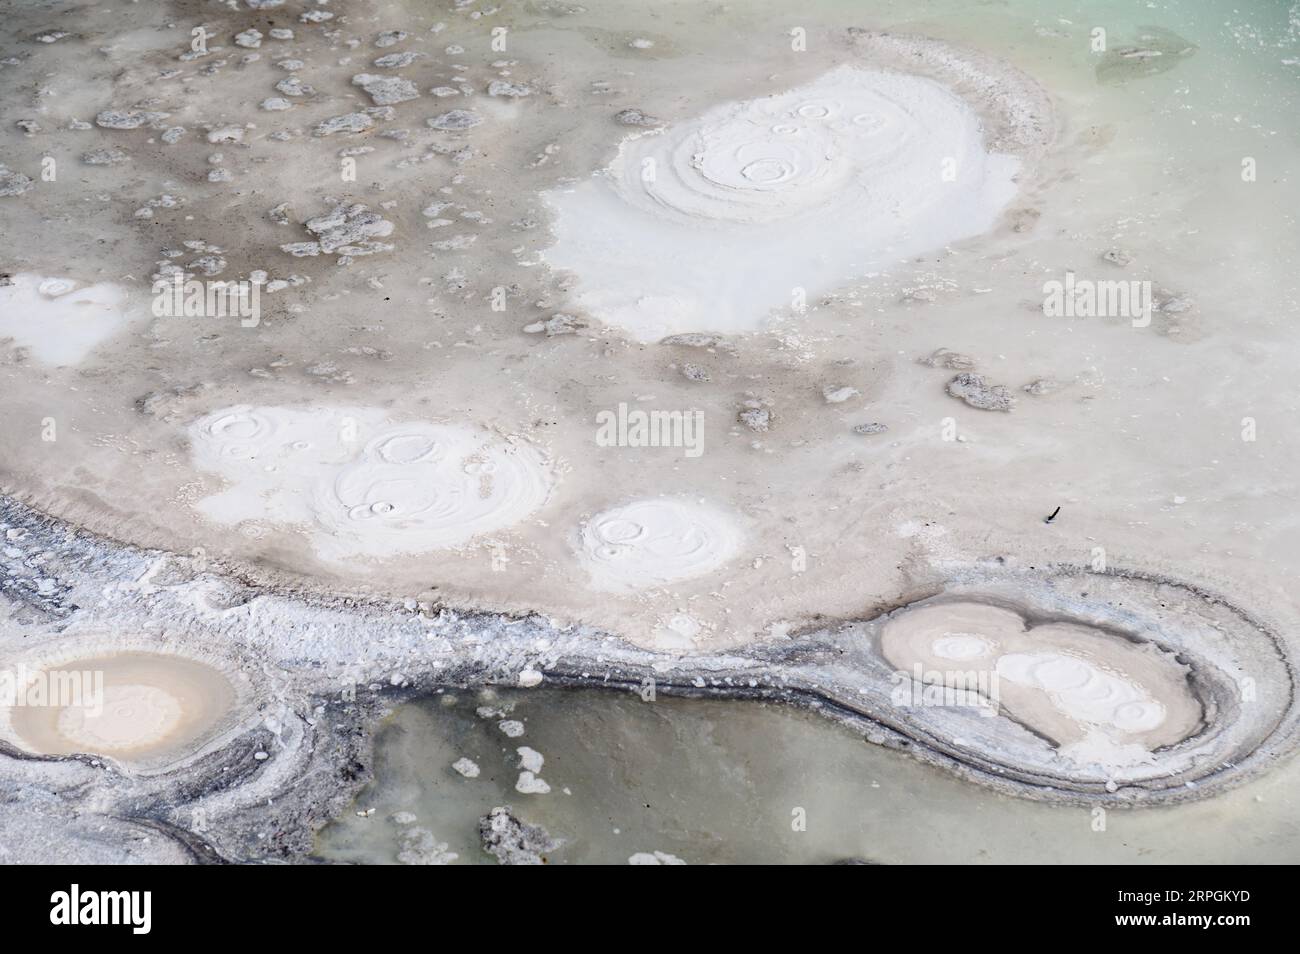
{"left": 576, "top": 498, "right": 743, "bottom": 591}
{"left": 0, "top": 273, "right": 132, "bottom": 364}
{"left": 543, "top": 63, "right": 1032, "bottom": 341}
{"left": 3, "top": 652, "right": 237, "bottom": 770}
{"left": 188, "top": 406, "right": 555, "bottom": 558}
{"left": 880, "top": 602, "right": 1203, "bottom": 770}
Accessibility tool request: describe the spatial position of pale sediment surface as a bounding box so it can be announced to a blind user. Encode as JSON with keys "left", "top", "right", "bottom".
{"left": 0, "top": 0, "right": 1294, "bottom": 654}
{"left": 0, "top": 0, "right": 1298, "bottom": 863}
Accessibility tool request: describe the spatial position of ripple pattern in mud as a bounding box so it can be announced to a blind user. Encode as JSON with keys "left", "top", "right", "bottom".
{"left": 614, "top": 68, "right": 979, "bottom": 227}
{"left": 880, "top": 601, "right": 1202, "bottom": 768}
{"left": 544, "top": 61, "right": 1035, "bottom": 339}
{"left": 577, "top": 498, "right": 743, "bottom": 590}
{"left": 4, "top": 652, "right": 237, "bottom": 768}
{"left": 57, "top": 684, "right": 184, "bottom": 751}
{"left": 189, "top": 407, "right": 555, "bottom": 558}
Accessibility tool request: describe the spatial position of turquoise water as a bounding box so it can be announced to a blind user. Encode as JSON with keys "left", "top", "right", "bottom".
{"left": 317, "top": 687, "right": 1300, "bottom": 864}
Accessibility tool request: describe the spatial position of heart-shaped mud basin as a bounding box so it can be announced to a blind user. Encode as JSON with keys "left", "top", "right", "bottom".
{"left": 880, "top": 602, "right": 1203, "bottom": 769}
{"left": 4, "top": 652, "right": 237, "bottom": 770}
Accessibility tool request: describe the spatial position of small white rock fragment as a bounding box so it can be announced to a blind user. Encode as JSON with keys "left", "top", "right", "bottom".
{"left": 96, "top": 109, "right": 167, "bottom": 130}
{"left": 515, "top": 771, "right": 551, "bottom": 795}
{"left": 374, "top": 52, "right": 424, "bottom": 68}
{"left": 451, "top": 757, "right": 480, "bottom": 778}
{"left": 523, "top": 313, "right": 583, "bottom": 336}
{"left": 82, "top": 148, "right": 129, "bottom": 165}
{"left": 516, "top": 746, "right": 544, "bottom": 773}
{"left": 313, "top": 113, "right": 374, "bottom": 136}
{"left": 207, "top": 125, "right": 244, "bottom": 144}
{"left": 275, "top": 76, "right": 312, "bottom": 96}
{"left": 427, "top": 109, "right": 482, "bottom": 130}
{"left": 0, "top": 167, "right": 35, "bottom": 197}
{"left": 629, "top": 851, "right": 687, "bottom": 865}
{"left": 823, "top": 385, "right": 859, "bottom": 404}
{"left": 487, "top": 80, "right": 533, "bottom": 97}
{"left": 352, "top": 74, "right": 420, "bottom": 106}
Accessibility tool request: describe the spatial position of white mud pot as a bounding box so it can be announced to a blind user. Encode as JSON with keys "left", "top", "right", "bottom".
{"left": 0, "top": 273, "right": 134, "bottom": 365}
{"left": 575, "top": 497, "right": 744, "bottom": 591}
{"left": 815, "top": 568, "right": 1299, "bottom": 802}
{"left": 543, "top": 62, "right": 1036, "bottom": 341}
{"left": 188, "top": 406, "right": 556, "bottom": 559}
{"left": 880, "top": 601, "right": 1203, "bottom": 769}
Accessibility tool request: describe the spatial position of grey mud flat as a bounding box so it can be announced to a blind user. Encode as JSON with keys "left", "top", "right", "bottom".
{"left": 1, "top": 495, "right": 1295, "bottom": 863}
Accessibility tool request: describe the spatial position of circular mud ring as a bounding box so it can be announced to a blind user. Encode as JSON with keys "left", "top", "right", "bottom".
{"left": 540, "top": 31, "right": 1056, "bottom": 342}
{"left": 818, "top": 567, "right": 1298, "bottom": 804}
{"left": 0, "top": 639, "right": 257, "bottom": 775}
{"left": 575, "top": 497, "right": 744, "bottom": 591}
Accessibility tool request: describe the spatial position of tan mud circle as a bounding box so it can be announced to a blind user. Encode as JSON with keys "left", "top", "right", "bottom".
{"left": 8, "top": 653, "right": 236, "bottom": 765}
{"left": 880, "top": 602, "right": 1203, "bottom": 768}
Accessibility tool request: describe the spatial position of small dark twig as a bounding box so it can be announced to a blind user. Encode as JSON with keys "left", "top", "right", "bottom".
{"left": 1044, "top": 506, "right": 1061, "bottom": 524}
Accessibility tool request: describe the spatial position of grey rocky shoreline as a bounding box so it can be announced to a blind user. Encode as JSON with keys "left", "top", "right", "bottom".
{"left": 1, "top": 494, "right": 1295, "bottom": 863}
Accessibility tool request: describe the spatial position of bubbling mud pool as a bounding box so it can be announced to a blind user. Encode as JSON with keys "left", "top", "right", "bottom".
{"left": 575, "top": 497, "right": 745, "bottom": 591}
{"left": 0, "top": 273, "right": 132, "bottom": 365}
{"left": 880, "top": 601, "right": 1204, "bottom": 769}
{"left": 316, "top": 685, "right": 1300, "bottom": 865}
{"left": 188, "top": 405, "right": 556, "bottom": 559}
{"left": 542, "top": 58, "right": 1037, "bottom": 340}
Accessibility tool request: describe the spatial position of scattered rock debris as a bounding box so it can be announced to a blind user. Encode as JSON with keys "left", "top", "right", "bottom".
{"left": 479, "top": 807, "right": 561, "bottom": 865}
{"left": 946, "top": 373, "right": 1016, "bottom": 412}
{"left": 919, "top": 348, "right": 976, "bottom": 371}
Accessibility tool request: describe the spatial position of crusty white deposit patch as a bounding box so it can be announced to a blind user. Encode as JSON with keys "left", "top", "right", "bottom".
{"left": 543, "top": 65, "right": 1021, "bottom": 340}
{"left": 576, "top": 498, "right": 743, "bottom": 591}
{"left": 7, "top": 652, "right": 235, "bottom": 766}
{"left": 880, "top": 602, "right": 1203, "bottom": 769}
{"left": 188, "top": 406, "right": 555, "bottom": 559}
{"left": 0, "top": 274, "right": 133, "bottom": 365}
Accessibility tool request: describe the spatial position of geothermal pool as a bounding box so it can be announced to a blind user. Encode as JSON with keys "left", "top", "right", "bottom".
{"left": 317, "top": 686, "right": 1300, "bottom": 865}
{"left": 0, "top": 0, "right": 1297, "bottom": 865}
